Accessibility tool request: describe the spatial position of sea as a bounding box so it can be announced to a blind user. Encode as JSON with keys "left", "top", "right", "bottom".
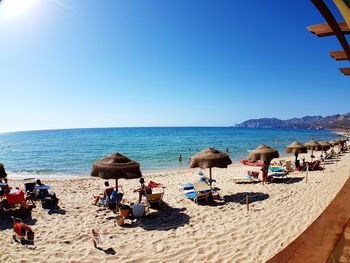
{"left": 0, "top": 127, "right": 336, "bottom": 178}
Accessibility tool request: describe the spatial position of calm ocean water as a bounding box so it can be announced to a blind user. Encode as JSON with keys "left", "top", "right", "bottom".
{"left": 0, "top": 127, "right": 336, "bottom": 178}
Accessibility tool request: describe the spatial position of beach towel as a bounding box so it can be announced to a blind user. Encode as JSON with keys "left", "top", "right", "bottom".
{"left": 148, "top": 181, "right": 162, "bottom": 188}
{"left": 269, "top": 166, "right": 284, "bottom": 172}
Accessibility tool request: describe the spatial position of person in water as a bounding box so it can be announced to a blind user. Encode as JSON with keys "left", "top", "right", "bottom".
{"left": 178, "top": 154, "right": 183, "bottom": 162}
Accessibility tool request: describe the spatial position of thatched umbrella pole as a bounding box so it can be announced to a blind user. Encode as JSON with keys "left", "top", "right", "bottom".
{"left": 305, "top": 139, "right": 321, "bottom": 161}
{"left": 209, "top": 167, "right": 212, "bottom": 186}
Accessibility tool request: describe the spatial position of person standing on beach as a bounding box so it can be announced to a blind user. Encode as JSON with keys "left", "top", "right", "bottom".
{"left": 133, "top": 178, "right": 151, "bottom": 203}
{"left": 261, "top": 161, "right": 270, "bottom": 184}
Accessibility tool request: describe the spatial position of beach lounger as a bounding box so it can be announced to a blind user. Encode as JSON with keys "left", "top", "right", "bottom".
{"left": 145, "top": 181, "right": 164, "bottom": 207}
{"left": 24, "top": 182, "right": 37, "bottom": 201}
{"left": 185, "top": 182, "right": 212, "bottom": 204}
{"left": 269, "top": 161, "right": 293, "bottom": 179}
{"left": 179, "top": 183, "right": 195, "bottom": 193}
{"left": 146, "top": 187, "right": 164, "bottom": 207}
{"left": 240, "top": 160, "right": 264, "bottom": 167}
{"left": 2, "top": 190, "right": 34, "bottom": 216}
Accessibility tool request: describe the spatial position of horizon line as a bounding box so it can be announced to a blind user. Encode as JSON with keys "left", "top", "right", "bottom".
{"left": 0, "top": 125, "right": 236, "bottom": 134}
{"left": 0, "top": 125, "right": 335, "bottom": 135}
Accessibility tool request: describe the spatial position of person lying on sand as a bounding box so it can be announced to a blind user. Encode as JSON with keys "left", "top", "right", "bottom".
{"left": 94, "top": 181, "right": 114, "bottom": 205}
{"left": 12, "top": 217, "right": 34, "bottom": 245}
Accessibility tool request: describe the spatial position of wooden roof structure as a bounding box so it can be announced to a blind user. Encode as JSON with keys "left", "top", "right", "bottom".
{"left": 308, "top": 0, "right": 350, "bottom": 75}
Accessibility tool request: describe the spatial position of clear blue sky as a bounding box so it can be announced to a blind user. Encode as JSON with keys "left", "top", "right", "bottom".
{"left": 0, "top": 0, "right": 349, "bottom": 132}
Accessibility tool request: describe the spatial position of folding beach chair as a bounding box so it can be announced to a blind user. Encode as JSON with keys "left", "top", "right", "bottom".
{"left": 146, "top": 188, "right": 164, "bottom": 207}
{"left": 185, "top": 182, "right": 212, "bottom": 204}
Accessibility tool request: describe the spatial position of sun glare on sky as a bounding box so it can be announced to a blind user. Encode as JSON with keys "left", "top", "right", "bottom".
{"left": 0, "top": 0, "right": 39, "bottom": 21}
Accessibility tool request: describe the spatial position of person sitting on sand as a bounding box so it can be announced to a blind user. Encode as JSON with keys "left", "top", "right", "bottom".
{"left": 133, "top": 178, "right": 151, "bottom": 203}
{"left": 94, "top": 181, "right": 114, "bottom": 205}
{"left": 13, "top": 217, "right": 34, "bottom": 245}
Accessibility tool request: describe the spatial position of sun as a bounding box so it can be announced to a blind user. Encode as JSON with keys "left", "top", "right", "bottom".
{"left": 0, "top": 0, "right": 39, "bottom": 21}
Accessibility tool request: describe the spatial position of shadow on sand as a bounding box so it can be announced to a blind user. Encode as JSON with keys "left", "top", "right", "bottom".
{"left": 0, "top": 214, "right": 37, "bottom": 231}
{"left": 223, "top": 192, "right": 269, "bottom": 205}
{"left": 97, "top": 247, "right": 117, "bottom": 255}
{"left": 47, "top": 208, "right": 66, "bottom": 215}
{"left": 271, "top": 176, "right": 304, "bottom": 184}
{"left": 123, "top": 202, "right": 190, "bottom": 231}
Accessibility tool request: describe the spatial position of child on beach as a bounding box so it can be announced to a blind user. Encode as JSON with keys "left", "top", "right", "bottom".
{"left": 12, "top": 217, "right": 34, "bottom": 245}
{"left": 133, "top": 178, "right": 151, "bottom": 203}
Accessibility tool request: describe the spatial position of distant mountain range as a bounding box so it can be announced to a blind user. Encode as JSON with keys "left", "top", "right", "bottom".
{"left": 236, "top": 113, "right": 350, "bottom": 130}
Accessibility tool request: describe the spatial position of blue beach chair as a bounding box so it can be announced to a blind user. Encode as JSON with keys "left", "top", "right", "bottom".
{"left": 185, "top": 182, "right": 212, "bottom": 204}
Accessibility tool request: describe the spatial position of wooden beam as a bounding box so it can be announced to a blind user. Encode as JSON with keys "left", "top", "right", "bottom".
{"left": 267, "top": 178, "right": 350, "bottom": 263}
{"left": 307, "top": 22, "right": 350, "bottom": 37}
{"left": 311, "top": 0, "right": 350, "bottom": 61}
{"left": 329, "top": 50, "right": 348, "bottom": 60}
{"left": 340, "top": 68, "right": 350, "bottom": 75}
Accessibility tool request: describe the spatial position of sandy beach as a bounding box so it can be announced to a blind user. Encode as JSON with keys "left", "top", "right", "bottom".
{"left": 0, "top": 152, "right": 349, "bottom": 263}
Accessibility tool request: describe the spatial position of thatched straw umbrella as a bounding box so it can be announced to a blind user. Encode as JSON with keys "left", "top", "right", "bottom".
{"left": 319, "top": 141, "right": 331, "bottom": 151}
{"left": 319, "top": 141, "right": 331, "bottom": 157}
{"left": 329, "top": 140, "right": 339, "bottom": 147}
{"left": 285, "top": 141, "right": 307, "bottom": 166}
{"left": 0, "top": 163, "right": 7, "bottom": 179}
{"left": 91, "top": 153, "right": 142, "bottom": 189}
{"left": 190, "top": 147, "right": 232, "bottom": 186}
{"left": 248, "top": 144, "right": 279, "bottom": 162}
{"left": 248, "top": 144, "right": 279, "bottom": 184}
{"left": 305, "top": 139, "right": 322, "bottom": 160}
